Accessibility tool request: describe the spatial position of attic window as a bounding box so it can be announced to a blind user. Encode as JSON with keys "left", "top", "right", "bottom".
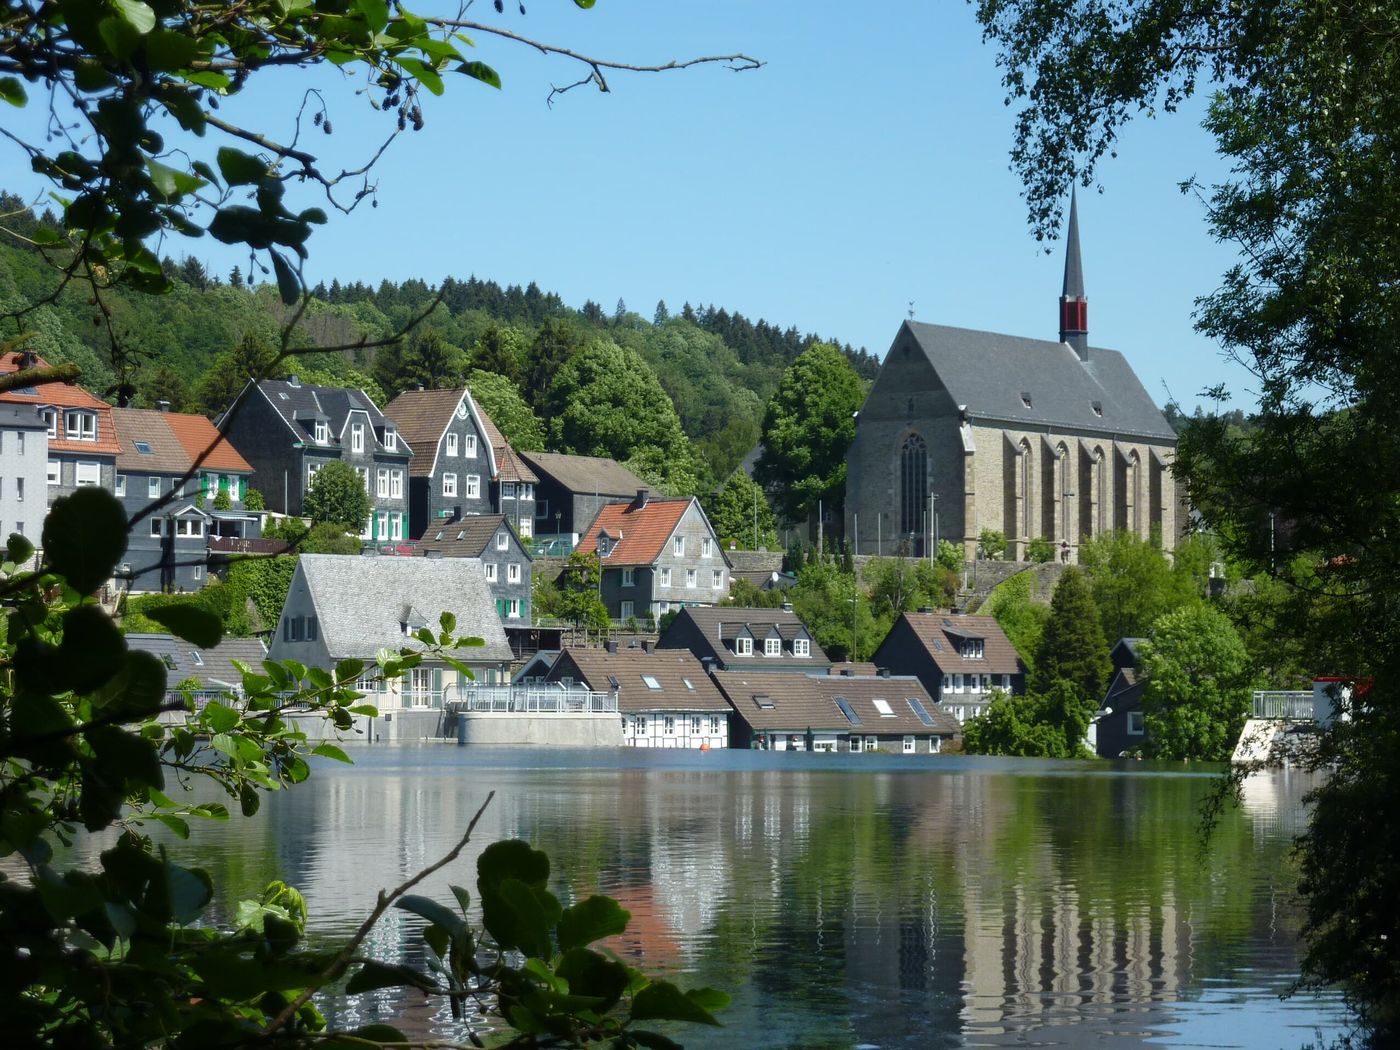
{"left": 682, "top": 677, "right": 695, "bottom": 690}
{"left": 834, "top": 696, "right": 862, "bottom": 726}
{"left": 161, "top": 654, "right": 177, "bottom": 670}
{"left": 641, "top": 675, "right": 662, "bottom": 691}
{"left": 191, "top": 651, "right": 204, "bottom": 666}
{"left": 872, "top": 698, "right": 895, "bottom": 717}
{"left": 1020, "top": 392, "right": 1033, "bottom": 409}
{"left": 907, "top": 697, "right": 936, "bottom": 726}
{"left": 753, "top": 694, "right": 775, "bottom": 710}
{"left": 278, "top": 392, "right": 289, "bottom": 400}
{"left": 1091, "top": 400, "right": 1104, "bottom": 417}
{"left": 134, "top": 441, "right": 153, "bottom": 455}
{"left": 931, "top": 639, "right": 944, "bottom": 652}
{"left": 607, "top": 674, "right": 621, "bottom": 690}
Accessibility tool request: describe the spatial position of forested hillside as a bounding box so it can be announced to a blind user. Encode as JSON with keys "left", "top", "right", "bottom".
{"left": 0, "top": 194, "right": 877, "bottom": 492}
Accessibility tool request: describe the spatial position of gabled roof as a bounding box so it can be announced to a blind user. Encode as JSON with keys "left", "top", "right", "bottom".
{"left": 293, "top": 554, "right": 512, "bottom": 663}
{"left": 112, "top": 408, "right": 253, "bottom": 475}
{"left": 897, "top": 321, "right": 1177, "bottom": 442}
{"left": 249, "top": 378, "right": 410, "bottom": 456}
{"left": 163, "top": 412, "right": 254, "bottom": 472}
{"left": 881, "top": 611, "right": 1025, "bottom": 676}
{"left": 418, "top": 514, "right": 529, "bottom": 561}
{"left": 518, "top": 450, "right": 650, "bottom": 497}
{"left": 0, "top": 351, "right": 120, "bottom": 454}
{"left": 575, "top": 496, "right": 694, "bottom": 566}
{"left": 473, "top": 402, "right": 538, "bottom": 484}
{"left": 552, "top": 648, "right": 729, "bottom": 713}
{"left": 659, "top": 605, "right": 832, "bottom": 670}
{"left": 124, "top": 632, "right": 268, "bottom": 692}
{"left": 711, "top": 671, "right": 959, "bottom": 735}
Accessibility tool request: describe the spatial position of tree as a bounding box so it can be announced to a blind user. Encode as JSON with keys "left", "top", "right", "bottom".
{"left": 1079, "top": 530, "right": 1198, "bottom": 643}
{"left": 1026, "top": 536, "right": 1056, "bottom": 564}
{"left": 553, "top": 551, "right": 610, "bottom": 630}
{"left": 962, "top": 681, "right": 1092, "bottom": 758}
{"left": 789, "top": 560, "right": 880, "bottom": 662}
{"left": 705, "top": 470, "right": 779, "bottom": 550}
{"left": 373, "top": 328, "right": 465, "bottom": 398}
{"left": 754, "top": 344, "right": 867, "bottom": 523}
{"left": 303, "top": 460, "right": 372, "bottom": 531}
{"left": 471, "top": 323, "right": 528, "bottom": 388}
{"left": 1139, "top": 604, "right": 1252, "bottom": 761}
{"left": 466, "top": 368, "right": 546, "bottom": 452}
{"left": 140, "top": 365, "right": 195, "bottom": 412}
{"left": 654, "top": 299, "right": 670, "bottom": 325}
{"left": 525, "top": 319, "right": 586, "bottom": 410}
{"left": 1029, "top": 567, "right": 1111, "bottom": 704}
{"left": 975, "top": 2, "right": 1400, "bottom": 1023}
{"left": 977, "top": 529, "right": 1007, "bottom": 560}
{"left": 988, "top": 571, "right": 1050, "bottom": 674}
{"left": 864, "top": 557, "right": 956, "bottom": 621}
{"left": 244, "top": 488, "right": 267, "bottom": 511}
{"left": 197, "top": 332, "right": 287, "bottom": 417}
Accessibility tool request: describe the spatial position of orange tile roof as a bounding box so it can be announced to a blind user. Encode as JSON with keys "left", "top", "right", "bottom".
{"left": 0, "top": 351, "right": 120, "bottom": 454}
{"left": 163, "top": 412, "right": 253, "bottom": 473}
{"left": 575, "top": 496, "right": 692, "bottom": 566}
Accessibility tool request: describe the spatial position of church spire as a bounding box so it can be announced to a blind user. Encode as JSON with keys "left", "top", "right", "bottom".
{"left": 1059, "top": 187, "right": 1089, "bottom": 360}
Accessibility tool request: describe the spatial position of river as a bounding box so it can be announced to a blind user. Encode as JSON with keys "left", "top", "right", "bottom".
{"left": 122, "top": 746, "right": 1349, "bottom": 1048}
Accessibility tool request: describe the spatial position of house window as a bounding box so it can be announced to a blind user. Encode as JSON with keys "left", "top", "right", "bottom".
{"left": 519, "top": 517, "right": 533, "bottom": 538}
{"left": 691, "top": 715, "right": 701, "bottom": 733}
{"left": 485, "top": 562, "right": 498, "bottom": 582}
{"left": 115, "top": 474, "right": 126, "bottom": 497}
{"left": 659, "top": 567, "right": 671, "bottom": 587}
{"left": 306, "top": 616, "right": 318, "bottom": 641}
{"left": 465, "top": 475, "right": 480, "bottom": 499}
{"left": 41, "top": 409, "right": 56, "bottom": 438}
{"left": 505, "top": 598, "right": 519, "bottom": 618}
{"left": 390, "top": 514, "right": 402, "bottom": 541}
{"left": 961, "top": 639, "right": 985, "bottom": 659}
{"left": 622, "top": 567, "right": 635, "bottom": 587}
{"left": 642, "top": 675, "right": 663, "bottom": 690}
{"left": 65, "top": 410, "right": 97, "bottom": 441}
{"left": 351, "top": 423, "right": 364, "bottom": 453}
{"left": 75, "top": 461, "right": 100, "bottom": 487}
{"left": 663, "top": 716, "right": 675, "bottom": 733}
{"left": 794, "top": 638, "right": 811, "bottom": 658}
{"left": 686, "top": 568, "right": 697, "bottom": 588}
{"left": 620, "top": 600, "right": 634, "bottom": 619}
{"left": 929, "top": 737, "right": 942, "bottom": 754}
{"left": 175, "top": 518, "right": 203, "bottom": 538}
{"left": 14, "top": 477, "right": 22, "bottom": 502}
{"left": 903, "top": 735, "right": 916, "bottom": 754}
{"left": 709, "top": 715, "right": 721, "bottom": 733}
{"left": 308, "top": 462, "right": 326, "bottom": 489}
{"left": 150, "top": 519, "right": 163, "bottom": 537}
{"left": 442, "top": 473, "right": 457, "bottom": 497}
{"left": 446, "top": 432, "right": 458, "bottom": 456}
{"left": 148, "top": 476, "right": 161, "bottom": 499}
{"left": 314, "top": 421, "right": 329, "bottom": 444}
{"left": 954, "top": 674, "right": 964, "bottom": 693}
{"left": 502, "top": 481, "right": 515, "bottom": 499}
{"left": 390, "top": 469, "right": 403, "bottom": 499}
{"left": 656, "top": 601, "right": 670, "bottom": 616}
{"left": 384, "top": 429, "right": 397, "bottom": 451}
{"left": 701, "top": 537, "right": 712, "bottom": 558}
{"left": 673, "top": 536, "right": 685, "bottom": 556}
{"left": 764, "top": 637, "right": 780, "bottom": 657}
{"left": 193, "top": 566, "right": 203, "bottom": 582}
{"left": 520, "top": 483, "right": 533, "bottom": 501}
{"left": 357, "top": 466, "right": 370, "bottom": 492}
{"left": 15, "top": 431, "right": 22, "bottom": 454}
{"left": 507, "top": 563, "right": 520, "bottom": 583}
{"left": 1128, "top": 711, "right": 1145, "bottom": 735}
{"left": 637, "top": 715, "right": 647, "bottom": 734}
{"left": 901, "top": 432, "right": 928, "bottom": 536}
{"left": 865, "top": 736, "right": 879, "bottom": 751}
{"left": 465, "top": 433, "right": 477, "bottom": 457}
{"left": 376, "top": 511, "right": 388, "bottom": 538}
{"left": 712, "top": 569, "right": 724, "bottom": 589}
{"left": 873, "top": 698, "right": 895, "bottom": 716}
{"left": 376, "top": 469, "right": 389, "bottom": 498}
{"left": 1001, "top": 674, "right": 1012, "bottom": 690}
{"left": 13, "top": 521, "right": 21, "bottom": 537}
{"left": 496, "top": 531, "right": 508, "bottom": 550}
{"left": 736, "top": 637, "right": 753, "bottom": 656}
{"left": 850, "top": 736, "right": 863, "bottom": 753}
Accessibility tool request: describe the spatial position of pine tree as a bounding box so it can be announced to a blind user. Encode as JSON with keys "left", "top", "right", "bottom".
{"left": 653, "top": 299, "right": 669, "bottom": 326}
{"left": 1030, "top": 567, "right": 1112, "bottom": 704}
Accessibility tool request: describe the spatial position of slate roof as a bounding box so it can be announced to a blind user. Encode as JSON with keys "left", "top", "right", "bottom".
{"left": 295, "top": 554, "right": 512, "bottom": 663}
{"left": 384, "top": 388, "right": 463, "bottom": 478}
{"left": 0, "top": 351, "right": 120, "bottom": 455}
{"left": 125, "top": 632, "right": 268, "bottom": 692}
{"left": 163, "top": 412, "right": 254, "bottom": 473}
{"left": 0, "top": 404, "right": 47, "bottom": 431}
{"left": 551, "top": 648, "right": 729, "bottom": 713}
{"left": 518, "top": 451, "right": 649, "bottom": 497}
{"left": 417, "top": 514, "right": 529, "bottom": 560}
{"left": 660, "top": 606, "right": 831, "bottom": 670}
{"left": 901, "top": 321, "right": 1177, "bottom": 442}
{"left": 711, "top": 671, "right": 960, "bottom": 736}
{"left": 575, "top": 496, "right": 693, "bottom": 566}
{"left": 1111, "top": 637, "right": 1145, "bottom": 670}
{"left": 251, "top": 378, "right": 410, "bottom": 455}
{"left": 885, "top": 611, "right": 1026, "bottom": 676}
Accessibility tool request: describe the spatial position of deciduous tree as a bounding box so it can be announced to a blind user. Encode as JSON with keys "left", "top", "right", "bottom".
{"left": 303, "top": 460, "right": 372, "bottom": 532}
{"left": 1139, "top": 604, "right": 1252, "bottom": 761}
{"left": 705, "top": 470, "right": 779, "bottom": 550}
{"left": 467, "top": 368, "right": 545, "bottom": 453}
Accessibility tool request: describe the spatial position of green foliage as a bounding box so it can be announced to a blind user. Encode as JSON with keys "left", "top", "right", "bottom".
{"left": 1030, "top": 567, "right": 1111, "bottom": 705}
{"left": 303, "top": 461, "right": 372, "bottom": 531}
{"left": 754, "top": 343, "right": 867, "bottom": 522}
{"left": 197, "top": 332, "right": 287, "bottom": 416}
{"left": 704, "top": 469, "right": 779, "bottom": 550}
{"left": 1139, "top": 604, "right": 1252, "bottom": 761}
{"left": 987, "top": 571, "right": 1050, "bottom": 674}
{"left": 123, "top": 579, "right": 251, "bottom": 639}
{"left": 789, "top": 560, "right": 880, "bottom": 662}
{"left": 864, "top": 557, "right": 956, "bottom": 621}
{"left": 722, "top": 577, "right": 788, "bottom": 609}
{"left": 372, "top": 328, "right": 466, "bottom": 398}
{"left": 466, "top": 368, "right": 546, "bottom": 452}
{"left": 977, "top": 529, "right": 1007, "bottom": 560}
{"left": 962, "top": 681, "right": 1093, "bottom": 758}
{"left": 936, "top": 538, "right": 963, "bottom": 572}
{"left": 212, "top": 488, "right": 233, "bottom": 511}
{"left": 552, "top": 551, "right": 610, "bottom": 630}
{"left": 244, "top": 488, "right": 267, "bottom": 511}
{"left": 225, "top": 555, "right": 299, "bottom": 633}
{"left": 1026, "top": 536, "right": 1056, "bottom": 563}
{"left": 1079, "top": 530, "right": 1200, "bottom": 643}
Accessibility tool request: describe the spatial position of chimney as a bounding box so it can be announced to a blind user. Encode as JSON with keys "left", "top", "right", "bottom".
{"left": 17, "top": 349, "right": 38, "bottom": 369}
{"left": 605, "top": 639, "right": 618, "bottom": 654}
{"left": 781, "top": 601, "right": 794, "bottom": 613}
{"left": 879, "top": 668, "right": 891, "bottom": 678}
{"left": 701, "top": 656, "right": 717, "bottom": 673}
{"left": 416, "top": 384, "right": 425, "bottom": 392}
{"left": 917, "top": 606, "right": 934, "bottom": 614}
{"left": 640, "top": 640, "right": 653, "bottom": 654}
{"left": 842, "top": 668, "right": 854, "bottom": 677}
{"left": 156, "top": 399, "right": 171, "bottom": 413}
{"left": 632, "top": 488, "right": 649, "bottom": 510}
{"left": 287, "top": 375, "right": 300, "bottom": 388}
{"left": 1058, "top": 186, "right": 1089, "bottom": 361}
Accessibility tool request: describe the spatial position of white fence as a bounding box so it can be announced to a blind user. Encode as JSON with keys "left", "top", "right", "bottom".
{"left": 451, "top": 685, "right": 618, "bottom": 714}
{"left": 1252, "top": 690, "right": 1314, "bottom": 720}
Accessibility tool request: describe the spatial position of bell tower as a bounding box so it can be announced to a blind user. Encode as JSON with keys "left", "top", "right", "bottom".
{"left": 1059, "top": 187, "right": 1089, "bottom": 360}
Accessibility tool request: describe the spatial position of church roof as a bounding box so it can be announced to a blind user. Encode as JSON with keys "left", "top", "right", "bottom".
{"left": 901, "top": 321, "right": 1177, "bottom": 442}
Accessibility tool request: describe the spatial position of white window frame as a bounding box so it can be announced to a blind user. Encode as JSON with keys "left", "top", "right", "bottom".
{"left": 465, "top": 474, "right": 480, "bottom": 499}
{"left": 505, "top": 598, "right": 519, "bottom": 619}
{"left": 507, "top": 563, "right": 521, "bottom": 583}
{"left": 736, "top": 636, "right": 753, "bottom": 656}
{"left": 496, "top": 531, "right": 508, "bottom": 550}
{"left": 954, "top": 673, "right": 965, "bottom": 693}
{"left": 66, "top": 410, "right": 96, "bottom": 442}
{"left": 390, "top": 469, "right": 403, "bottom": 499}
{"left": 441, "top": 473, "right": 457, "bottom": 497}
{"left": 193, "top": 566, "right": 203, "bottom": 581}
{"left": 622, "top": 567, "right": 635, "bottom": 587}
{"left": 712, "top": 569, "right": 724, "bottom": 589}
{"left": 445, "top": 432, "right": 458, "bottom": 457}
{"left": 349, "top": 422, "right": 364, "bottom": 453}
{"left": 75, "top": 461, "right": 100, "bottom": 487}
{"left": 148, "top": 476, "right": 161, "bottom": 499}
{"left": 485, "top": 562, "right": 498, "bottom": 582}
{"left": 149, "top": 519, "right": 162, "bottom": 537}
{"left": 673, "top": 535, "right": 685, "bottom": 556}
{"left": 620, "top": 600, "right": 634, "bottom": 619}
{"left": 850, "top": 735, "right": 863, "bottom": 753}
{"left": 390, "top": 513, "right": 402, "bottom": 541}
{"left": 763, "top": 637, "right": 780, "bottom": 657}
{"left": 175, "top": 518, "right": 203, "bottom": 538}
{"left": 376, "top": 511, "right": 388, "bottom": 538}
{"left": 314, "top": 421, "right": 329, "bottom": 444}
{"left": 115, "top": 474, "right": 127, "bottom": 497}
{"left": 376, "top": 469, "right": 389, "bottom": 498}
{"left": 14, "top": 477, "right": 22, "bottom": 503}
{"left": 357, "top": 466, "right": 370, "bottom": 493}
{"left": 701, "top": 536, "right": 712, "bottom": 558}
{"left": 659, "top": 567, "right": 671, "bottom": 587}
{"left": 686, "top": 568, "right": 697, "bottom": 588}
{"left": 501, "top": 481, "right": 515, "bottom": 499}
{"left": 903, "top": 735, "right": 916, "bottom": 754}
{"left": 794, "top": 638, "right": 811, "bottom": 658}
{"left": 384, "top": 429, "right": 397, "bottom": 451}
{"left": 42, "top": 409, "right": 56, "bottom": 439}
{"left": 465, "top": 433, "right": 477, "bottom": 457}
{"left": 1127, "top": 711, "right": 1146, "bottom": 735}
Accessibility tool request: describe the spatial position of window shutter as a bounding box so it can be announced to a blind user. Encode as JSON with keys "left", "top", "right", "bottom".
{"left": 432, "top": 668, "right": 443, "bottom": 697}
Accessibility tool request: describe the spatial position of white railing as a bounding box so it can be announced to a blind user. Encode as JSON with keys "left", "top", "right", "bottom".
{"left": 1252, "top": 690, "right": 1314, "bottom": 720}
{"left": 452, "top": 685, "right": 618, "bottom": 714}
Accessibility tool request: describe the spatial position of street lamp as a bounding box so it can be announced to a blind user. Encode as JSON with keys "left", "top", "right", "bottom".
{"left": 846, "top": 594, "right": 858, "bottom": 663}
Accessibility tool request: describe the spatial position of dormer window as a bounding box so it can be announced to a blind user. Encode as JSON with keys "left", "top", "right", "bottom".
{"left": 384, "top": 429, "right": 397, "bottom": 451}
{"left": 1090, "top": 400, "right": 1103, "bottom": 417}
{"left": 960, "top": 639, "right": 985, "bottom": 659}
{"left": 736, "top": 636, "right": 753, "bottom": 656}
{"left": 65, "top": 410, "right": 96, "bottom": 441}
{"left": 1019, "top": 392, "right": 1033, "bottom": 409}
{"left": 598, "top": 535, "right": 611, "bottom": 556}
{"left": 793, "top": 638, "right": 811, "bottom": 658}
{"left": 40, "top": 408, "right": 56, "bottom": 438}
{"left": 314, "top": 421, "right": 329, "bottom": 444}
{"left": 351, "top": 422, "right": 365, "bottom": 453}
{"left": 763, "top": 637, "right": 781, "bottom": 657}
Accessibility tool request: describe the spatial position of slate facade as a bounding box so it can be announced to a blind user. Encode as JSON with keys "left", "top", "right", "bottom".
{"left": 870, "top": 610, "right": 1026, "bottom": 724}
{"left": 518, "top": 451, "right": 651, "bottom": 539}
{"left": 0, "top": 404, "right": 47, "bottom": 550}
{"left": 384, "top": 387, "right": 499, "bottom": 539}
{"left": 656, "top": 605, "right": 829, "bottom": 673}
{"left": 417, "top": 514, "right": 532, "bottom": 623}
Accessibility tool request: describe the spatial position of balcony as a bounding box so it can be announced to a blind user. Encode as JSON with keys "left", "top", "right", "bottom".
{"left": 1252, "top": 690, "right": 1315, "bottom": 720}
{"left": 449, "top": 685, "right": 617, "bottom": 714}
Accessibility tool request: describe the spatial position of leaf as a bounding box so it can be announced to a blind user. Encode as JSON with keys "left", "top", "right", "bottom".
{"left": 270, "top": 249, "right": 300, "bottom": 304}
{"left": 630, "top": 981, "right": 724, "bottom": 1026}
{"left": 216, "top": 146, "right": 267, "bottom": 186}
{"left": 146, "top": 603, "right": 223, "bottom": 648}
{"left": 395, "top": 894, "right": 467, "bottom": 938}
{"left": 397, "top": 57, "right": 444, "bottom": 95}
{"left": 345, "top": 961, "right": 436, "bottom": 994}
{"left": 150, "top": 813, "right": 190, "bottom": 839}
{"left": 0, "top": 76, "right": 27, "bottom": 107}
{"left": 556, "top": 947, "right": 628, "bottom": 1010}
{"left": 335, "top": 657, "right": 364, "bottom": 682}
{"left": 458, "top": 61, "right": 501, "bottom": 89}
{"left": 311, "top": 743, "right": 352, "bottom": 764}
{"left": 574, "top": 0, "right": 597, "bottom": 8}
{"left": 481, "top": 877, "right": 557, "bottom": 959}
{"left": 202, "top": 701, "right": 240, "bottom": 733}
{"left": 478, "top": 838, "right": 550, "bottom": 892}
{"left": 42, "top": 488, "right": 128, "bottom": 594}
{"left": 557, "top": 894, "right": 630, "bottom": 952}
{"left": 49, "top": 605, "right": 126, "bottom": 694}
{"left": 630, "top": 1032, "right": 684, "bottom": 1050}
{"left": 97, "top": 649, "right": 168, "bottom": 716}
{"left": 144, "top": 29, "right": 198, "bottom": 70}
{"left": 113, "top": 0, "right": 157, "bottom": 34}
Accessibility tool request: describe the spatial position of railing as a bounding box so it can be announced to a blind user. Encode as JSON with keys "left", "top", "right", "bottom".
{"left": 1252, "top": 690, "right": 1314, "bottom": 720}
{"left": 451, "top": 685, "right": 617, "bottom": 714}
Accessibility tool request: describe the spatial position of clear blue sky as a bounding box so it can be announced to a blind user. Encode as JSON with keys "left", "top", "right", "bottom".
{"left": 8, "top": 1, "right": 1252, "bottom": 412}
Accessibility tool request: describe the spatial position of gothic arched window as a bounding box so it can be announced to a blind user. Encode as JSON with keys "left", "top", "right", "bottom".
{"left": 900, "top": 433, "right": 928, "bottom": 537}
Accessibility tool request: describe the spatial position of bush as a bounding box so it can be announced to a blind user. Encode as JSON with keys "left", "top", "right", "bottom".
{"left": 244, "top": 488, "right": 267, "bottom": 511}
{"left": 212, "top": 488, "right": 233, "bottom": 511}
{"left": 978, "top": 528, "right": 1007, "bottom": 560}
{"left": 936, "top": 538, "right": 963, "bottom": 572}
{"left": 1026, "top": 536, "right": 1056, "bottom": 563}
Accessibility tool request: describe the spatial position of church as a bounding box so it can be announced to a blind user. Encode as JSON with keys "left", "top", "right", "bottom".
{"left": 844, "top": 193, "right": 1181, "bottom": 562}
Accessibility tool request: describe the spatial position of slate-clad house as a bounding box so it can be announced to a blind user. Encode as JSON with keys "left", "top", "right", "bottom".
{"left": 476, "top": 405, "right": 538, "bottom": 539}
{"left": 1093, "top": 637, "right": 1146, "bottom": 758}
{"left": 112, "top": 407, "right": 258, "bottom": 592}
{"left": 544, "top": 646, "right": 730, "bottom": 749}
{"left": 384, "top": 387, "right": 500, "bottom": 540}
{"left": 573, "top": 490, "right": 731, "bottom": 622}
{"left": 269, "top": 554, "right": 514, "bottom": 718}
{"left": 220, "top": 377, "right": 411, "bottom": 542}
{"left": 844, "top": 192, "right": 1181, "bottom": 561}
{"left": 416, "top": 514, "right": 532, "bottom": 623}
{"left": 518, "top": 451, "right": 651, "bottom": 540}
{"left": 0, "top": 350, "right": 118, "bottom": 505}
{"left": 0, "top": 403, "right": 47, "bottom": 548}
{"left": 657, "top": 605, "right": 830, "bottom": 673}
{"left": 871, "top": 610, "right": 1026, "bottom": 724}
{"left": 711, "top": 670, "right": 959, "bottom": 752}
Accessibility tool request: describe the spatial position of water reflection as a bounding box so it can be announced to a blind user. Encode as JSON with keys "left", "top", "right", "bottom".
{"left": 63, "top": 750, "right": 1348, "bottom": 1048}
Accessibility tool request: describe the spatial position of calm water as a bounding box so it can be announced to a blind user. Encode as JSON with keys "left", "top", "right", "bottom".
{"left": 93, "top": 747, "right": 1351, "bottom": 1047}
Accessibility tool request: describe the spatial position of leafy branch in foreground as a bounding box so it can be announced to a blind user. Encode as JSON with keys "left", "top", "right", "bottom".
{"left": 0, "top": 488, "right": 725, "bottom": 1048}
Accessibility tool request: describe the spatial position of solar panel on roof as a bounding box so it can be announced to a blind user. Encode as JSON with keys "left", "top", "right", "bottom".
{"left": 907, "top": 697, "right": 935, "bottom": 726}
{"left": 833, "top": 696, "right": 862, "bottom": 726}
{"left": 932, "top": 638, "right": 944, "bottom": 651}
{"left": 607, "top": 675, "right": 620, "bottom": 690}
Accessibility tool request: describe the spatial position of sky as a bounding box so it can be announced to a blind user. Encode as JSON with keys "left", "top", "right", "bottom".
{"left": 7, "top": 1, "right": 1255, "bottom": 413}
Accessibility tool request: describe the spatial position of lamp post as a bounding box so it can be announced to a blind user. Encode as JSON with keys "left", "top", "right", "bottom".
{"left": 846, "top": 594, "right": 858, "bottom": 663}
